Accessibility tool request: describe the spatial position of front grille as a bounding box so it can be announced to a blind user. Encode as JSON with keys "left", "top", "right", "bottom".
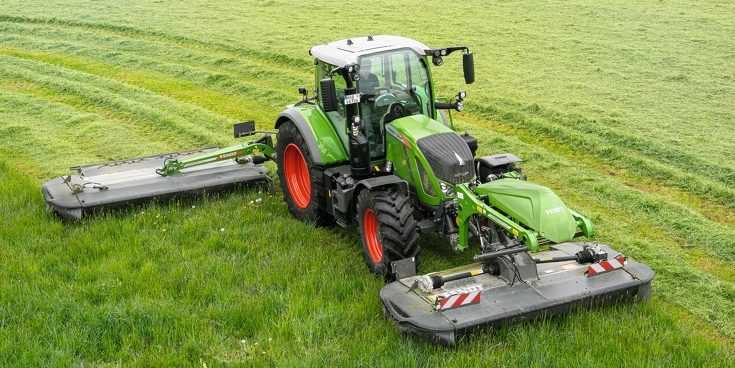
{"left": 417, "top": 133, "right": 475, "bottom": 185}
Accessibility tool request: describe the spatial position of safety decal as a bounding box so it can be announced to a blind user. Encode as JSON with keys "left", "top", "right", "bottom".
{"left": 435, "top": 291, "right": 481, "bottom": 311}
{"left": 587, "top": 256, "right": 627, "bottom": 277}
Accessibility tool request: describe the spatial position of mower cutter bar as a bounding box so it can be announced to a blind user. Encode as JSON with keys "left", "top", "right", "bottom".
{"left": 42, "top": 147, "right": 271, "bottom": 220}
{"left": 380, "top": 242, "right": 653, "bottom": 345}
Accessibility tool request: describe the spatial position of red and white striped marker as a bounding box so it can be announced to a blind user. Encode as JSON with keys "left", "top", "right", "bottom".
{"left": 435, "top": 291, "right": 481, "bottom": 311}
{"left": 587, "top": 256, "right": 627, "bottom": 277}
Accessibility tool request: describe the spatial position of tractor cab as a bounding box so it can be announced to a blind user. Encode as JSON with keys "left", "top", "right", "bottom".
{"left": 311, "top": 35, "right": 474, "bottom": 167}
{"left": 356, "top": 50, "right": 432, "bottom": 157}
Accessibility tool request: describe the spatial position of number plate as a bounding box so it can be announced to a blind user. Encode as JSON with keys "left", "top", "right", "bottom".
{"left": 344, "top": 93, "right": 361, "bottom": 105}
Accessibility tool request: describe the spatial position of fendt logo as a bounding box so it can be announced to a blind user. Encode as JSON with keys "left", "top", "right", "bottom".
{"left": 453, "top": 151, "right": 465, "bottom": 166}
{"left": 545, "top": 206, "right": 564, "bottom": 215}
{"left": 217, "top": 151, "right": 242, "bottom": 160}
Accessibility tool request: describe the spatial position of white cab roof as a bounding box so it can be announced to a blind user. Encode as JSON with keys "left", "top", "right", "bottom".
{"left": 310, "top": 35, "right": 430, "bottom": 66}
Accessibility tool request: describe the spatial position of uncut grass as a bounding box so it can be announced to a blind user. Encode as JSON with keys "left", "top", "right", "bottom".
{"left": 1, "top": 162, "right": 732, "bottom": 367}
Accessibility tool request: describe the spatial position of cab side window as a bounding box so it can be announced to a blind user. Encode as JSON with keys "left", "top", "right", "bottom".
{"left": 318, "top": 62, "right": 347, "bottom": 122}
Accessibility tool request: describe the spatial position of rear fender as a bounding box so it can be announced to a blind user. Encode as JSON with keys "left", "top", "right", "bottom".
{"left": 275, "top": 107, "right": 348, "bottom": 165}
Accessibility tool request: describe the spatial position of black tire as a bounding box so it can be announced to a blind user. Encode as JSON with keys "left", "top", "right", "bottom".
{"left": 356, "top": 186, "right": 420, "bottom": 280}
{"left": 276, "top": 121, "right": 331, "bottom": 225}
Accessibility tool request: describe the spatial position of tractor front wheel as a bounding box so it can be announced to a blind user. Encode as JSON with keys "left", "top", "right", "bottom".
{"left": 356, "top": 186, "right": 420, "bottom": 280}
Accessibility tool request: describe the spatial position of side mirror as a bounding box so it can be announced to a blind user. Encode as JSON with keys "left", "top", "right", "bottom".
{"left": 320, "top": 78, "right": 339, "bottom": 112}
{"left": 463, "top": 51, "right": 475, "bottom": 84}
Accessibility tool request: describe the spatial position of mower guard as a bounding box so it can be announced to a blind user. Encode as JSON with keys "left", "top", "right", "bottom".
{"left": 42, "top": 147, "right": 271, "bottom": 220}
{"left": 380, "top": 242, "right": 653, "bottom": 345}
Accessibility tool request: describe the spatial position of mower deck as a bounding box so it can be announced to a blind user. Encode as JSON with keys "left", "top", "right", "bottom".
{"left": 42, "top": 147, "right": 271, "bottom": 220}
{"left": 380, "top": 242, "right": 653, "bottom": 345}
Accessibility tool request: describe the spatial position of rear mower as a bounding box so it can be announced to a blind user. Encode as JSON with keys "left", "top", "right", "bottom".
{"left": 42, "top": 35, "right": 653, "bottom": 344}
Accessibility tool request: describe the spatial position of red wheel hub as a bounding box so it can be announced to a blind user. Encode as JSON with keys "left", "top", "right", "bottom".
{"left": 363, "top": 208, "right": 382, "bottom": 264}
{"left": 284, "top": 143, "right": 311, "bottom": 210}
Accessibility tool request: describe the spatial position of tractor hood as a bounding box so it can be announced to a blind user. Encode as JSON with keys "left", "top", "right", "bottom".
{"left": 387, "top": 114, "right": 453, "bottom": 142}
{"left": 386, "top": 115, "right": 475, "bottom": 185}
{"left": 474, "top": 179, "right": 577, "bottom": 243}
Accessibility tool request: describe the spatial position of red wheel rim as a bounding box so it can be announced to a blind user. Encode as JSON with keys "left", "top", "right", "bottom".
{"left": 284, "top": 143, "right": 311, "bottom": 210}
{"left": 363, "top": 208, "right": 382, "bottom": 263}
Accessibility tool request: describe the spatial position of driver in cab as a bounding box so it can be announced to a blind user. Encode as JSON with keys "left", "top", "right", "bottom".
{"left": 359, "top": 58, "right": 380, "bottom": 97}
{"left": 358, "top": 57, "right": 385, "bottom": 156}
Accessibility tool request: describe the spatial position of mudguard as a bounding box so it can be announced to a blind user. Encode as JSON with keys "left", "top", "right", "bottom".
{"left": 275, "top": 107, "right": 348, "bottom": 165}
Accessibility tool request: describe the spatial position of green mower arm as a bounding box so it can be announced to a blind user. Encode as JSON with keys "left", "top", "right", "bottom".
{"left": 455, "top": 183, "right": 540, "bottom": 252}
{"left": 156, "top": 134, "right": 276, "bottom": 176}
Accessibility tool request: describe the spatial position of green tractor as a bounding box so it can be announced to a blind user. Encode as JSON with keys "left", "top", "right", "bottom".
{"left": 42, "top": 35, "right": 653, "bottom": 344}
{"left": 275, "top": 35, "right": 592, "bottom": 278}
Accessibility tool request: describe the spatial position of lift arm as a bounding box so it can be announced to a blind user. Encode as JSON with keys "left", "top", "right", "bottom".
{"left": 156, "top": 133, "right": 276, "bottom": 176}
{"left": 454, "top": 183, "right": 540, "bottom": 252}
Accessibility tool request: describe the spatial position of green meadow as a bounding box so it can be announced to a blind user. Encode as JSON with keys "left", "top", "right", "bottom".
{"left": 0, "top": 0, "right": 733, "bottom": 366}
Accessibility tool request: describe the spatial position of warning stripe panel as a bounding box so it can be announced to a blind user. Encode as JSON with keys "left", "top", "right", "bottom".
{"left": 587, "top": 257, "right": 627, "bottom": 277}
{"left": 436, "top": 291, "right": 481, "bottom": 310}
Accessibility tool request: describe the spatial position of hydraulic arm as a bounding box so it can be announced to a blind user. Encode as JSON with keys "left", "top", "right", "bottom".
{"left": 156, "top": 133, "right": 275, "bottom": 176}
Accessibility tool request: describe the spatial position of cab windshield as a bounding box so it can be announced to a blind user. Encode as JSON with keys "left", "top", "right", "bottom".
{"left": 357, "top": 49, "right": 431, "bottom": 157}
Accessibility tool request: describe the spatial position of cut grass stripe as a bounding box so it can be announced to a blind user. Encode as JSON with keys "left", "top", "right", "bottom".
{"left": 0, "top": 45, "right": 284, "bottom": 129}
{"left": 457, "top": 116, "right": 735, "bottom": 261}
{"left": 469, "top": 101, "right": 735, "bottom": 214}
{"left": 0, "top": 14, "right": 311, "bottom": 69}
{"left": 0, "top": 21, "right": 312, "bottom": 91}
{"left": 0, "top": 54, "right": 234, "bottom": 148}
{"left": 0, "top": 87, "right": 172, "bottom": 180}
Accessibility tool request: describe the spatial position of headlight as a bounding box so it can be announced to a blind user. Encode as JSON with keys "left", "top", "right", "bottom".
{"left": 351, "top": 116, "right": 361, "bottom": 136}
{"left": 439, "top": 182, "right": 455, "bottom": 197}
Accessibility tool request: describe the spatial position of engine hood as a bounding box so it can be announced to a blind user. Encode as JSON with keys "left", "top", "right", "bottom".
{"left": 474, "top": 179, "right": 577, "bottom": 243}
{"left": 386, "top": 115, "right": 475, "bottom": 185}
{"left": 385, "top": 114, "right": 453, "bottom": 143}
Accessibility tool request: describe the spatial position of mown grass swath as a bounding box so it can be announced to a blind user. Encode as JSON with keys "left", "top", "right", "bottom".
{"left": 0, "top": 0, "right": 733, "bottom": 366}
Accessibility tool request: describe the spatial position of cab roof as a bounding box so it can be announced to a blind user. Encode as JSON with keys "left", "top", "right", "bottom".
{"left": 309, "top": 35, "right": 430, "bottom": 67}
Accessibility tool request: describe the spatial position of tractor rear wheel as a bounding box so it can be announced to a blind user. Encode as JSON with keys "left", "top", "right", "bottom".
{"left": 356, "top": 186, "right": 420, "bottom": 280}
{"left": 276, "top": 121, "right": 331, "bottom": 225}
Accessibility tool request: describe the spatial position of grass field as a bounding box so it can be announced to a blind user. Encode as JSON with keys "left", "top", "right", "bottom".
{"left": 1, "top": 0, "right": 733, "bottom": 366}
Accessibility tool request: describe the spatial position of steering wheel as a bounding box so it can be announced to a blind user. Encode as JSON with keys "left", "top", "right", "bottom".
{"left": 374, "top": 90, "right": 396, "bottom": 107}
{"left": 381, "top": 102, "right": 412, "bottom": 125}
